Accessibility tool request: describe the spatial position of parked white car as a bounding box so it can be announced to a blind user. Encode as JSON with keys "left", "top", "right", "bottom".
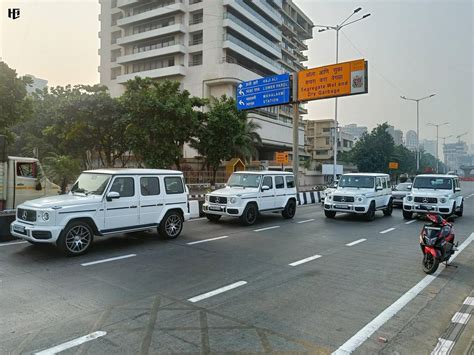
{"left": 203, "top": 171, "right": 297, "bottom": 225}
{"left": 402, "top": 174, "right": 463, "bottom": 219}
{"left": 324, "top": 173, "right": 393, "bottom": 221}
{"left": 11, "top": 169, "right": 190, "bottom": 255}
{"left": 391, "top": 182, "right": 412, "bottom": 207}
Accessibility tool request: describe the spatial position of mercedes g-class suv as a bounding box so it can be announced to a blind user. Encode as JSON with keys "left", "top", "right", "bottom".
{"left": 11, "top": 169, "right": 190, "bottom": 255}
{"left": 203, "top": 171, "right": 297, "bottom": 225}
{"left": 324, "top": 173, "right": 393, "bottom": 221}
{"left": 402, "top": 174, "right": 463, "bottom": 219}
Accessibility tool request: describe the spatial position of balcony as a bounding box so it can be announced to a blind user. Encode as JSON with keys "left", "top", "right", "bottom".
{"left": 223, "top": 0, "right": 281, "bottom": 41}
{"left": 223, "top": 13, "right": 281, "bottom": 58}
{"left": 251, "top": 0, "right": 282, "bottom": 23}
{"left": 223, "top": 33, "right": 281, "bottom": 74}
{"left": 117, "top": 44, "right": 186, "bottom": 64}
{"left": 117, "top": 24, "right": 186, "bottom": 45}
{"left": 116, "top": 65, "right": 186, "bottom": 83}
{"left": 118, "top": 2, "right": 185, "bottom": 27}
{"left": 117, "top": 0, "right": 139, "bottom": 8}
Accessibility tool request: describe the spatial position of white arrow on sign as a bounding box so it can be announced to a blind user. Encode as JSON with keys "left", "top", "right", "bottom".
{"left": 238, "top": 83, "right": 243, "bottom": 88}
{"left": 239, "top": 100, "right": 245, "bottom": 106}
{"left": 238, "top": 90, "right": 244, "bottom": 96}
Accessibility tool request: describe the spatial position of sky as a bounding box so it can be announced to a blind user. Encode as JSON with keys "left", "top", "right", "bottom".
{"left": 1, "top": 0, "right": 473, "bottom": 149}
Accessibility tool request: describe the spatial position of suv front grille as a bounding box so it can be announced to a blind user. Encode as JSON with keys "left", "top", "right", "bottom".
{"left": 17, "top": 208, "right": 36, "bottom": 222}
{"left": 414, "top": 197, "right": 437, "bottom": 204}
{"left": 333, "top": 195, "right": 355, "bottom": 203}
{"left": 209, "top": 196, "right": 227, "bottom": 204}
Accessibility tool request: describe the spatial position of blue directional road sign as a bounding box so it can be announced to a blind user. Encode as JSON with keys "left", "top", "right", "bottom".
{"left": 236, "top": 73, "right": 290, "bottom": 111}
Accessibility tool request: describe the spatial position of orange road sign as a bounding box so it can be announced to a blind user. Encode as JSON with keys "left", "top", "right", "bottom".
{"left": 389, "top": 162, "right": 399, "bottom": 169}
{"left": 275, "top": 152, "right": 289, "bottom": 163}
{"left": 298, "top": 59, "right": 368, "bottom": 101}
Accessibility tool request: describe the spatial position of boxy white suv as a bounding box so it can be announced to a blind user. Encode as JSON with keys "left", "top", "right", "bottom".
{"left": 11, "top": 169, "right": 190, "bottom": 255}
{"left": 203, "top": 171, "right": 297, "bottom": 225}
{"left": 324, "top": 173, "right": 393, "bottom": 221}
{"left": 402, "top": 174, "right": 463, "bottom": 219}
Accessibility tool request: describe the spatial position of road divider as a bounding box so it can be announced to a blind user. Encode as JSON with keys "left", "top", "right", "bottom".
{"left": 188, "top": 281, "right": 247, "bottom": 303}
{"left": 380, "top": 227, "right": 396, "bottom": 234}
{"left": 187, "top": 236, "right": 229, "bottom": 245}
{"left": 254, "top": 226, "right": 280, "bottom": 232}
{"left": 35, "top": 331, "right": 107, "bottom": 355}
{"left": 81, "top": 254, "right": 136, "bottom": 267}
{"left": 289, "top": 254, "right": 322, "bottom": 266}
{"left": 332, "top": 232, "right": 474, "bottom": 355}
{"left": 346, "top": 239, "right": 367, "bottom": 247}
{"left": 297, "top": 191, "right": 320, "bottom": 206}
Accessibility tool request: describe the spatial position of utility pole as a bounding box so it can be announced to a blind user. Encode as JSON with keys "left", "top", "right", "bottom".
{"left": 315, "top": 7, "right": 371, "bottom": 183}
{"left": 292, "top": 73, "right": 299, "bottom": 188}
{"left": 401, "top": 94, "right": 436, "bottom": 172}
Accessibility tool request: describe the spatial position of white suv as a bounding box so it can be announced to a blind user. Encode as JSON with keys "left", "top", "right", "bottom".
{"left": 324, "top": 173, "right": 393, "bottom": 221}
{"left": 11, "top": 169, "right": 190, "bottom": 255}
{"left": 203, "top": 171, "right": 297, "bottom": 225}
{"left": 402, "top": 174, "right": 463, "bottom": 219}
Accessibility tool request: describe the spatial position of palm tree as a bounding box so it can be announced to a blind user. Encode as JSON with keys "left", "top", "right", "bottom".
{"left": 233, "top": 119, "right": 262, "bottom": 163}
{"left": 43, "top": 154, "right": 82, "bottom": 193}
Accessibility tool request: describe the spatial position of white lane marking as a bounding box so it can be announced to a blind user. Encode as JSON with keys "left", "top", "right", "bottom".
{"left": 405, "top": 220, "right": 417, "bottom": 225}
{"left": 431, "top": 338, "right": 455, "bottom": 355}
{"left": 253, "top": 226, "right": 280, "bottom": 232}
{"left": 332, "top": 232, "right": 474, "bottom": 355}
{"left": 0, "top": 241, "right": 28, "bottom": 247}
{"left": 289, "top": 254, "right": 322, "bottom": 266}
{"left": 297, "top": 219, "right": 315, "bottom": 224}
{"left": 35, "top": 331, "right": 107, "bottom": 355}
{"left": 346, "top": 239, "right": 367, "bottom": 247}
{"left": 451, "top": 312, "right": 471, "bottom": 324}
{"left": 380, "top": 227, "right": 396, "bottom": 234}
{"left": 188, "top": 217, "right": 207, "bottom": 222}
{"left": 187, "top": 236, "right": 229, "bottom": 245}
{"left": 463, "top": 296, "right": 474, "bottom": 306}
{"left": 188, "top": 281, "right": 247, "bottom": 303}
{"left": 81, "top": 254, "right": 136, "bottom": 266}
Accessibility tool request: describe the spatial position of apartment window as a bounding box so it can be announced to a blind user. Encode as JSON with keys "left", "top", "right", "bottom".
{"left": 132, "top": 36, "right": 176, "bottom": 54}
{"left": 322, "top": 127, "right": 330, "bottom": 133}
{"left": 130, "top": 57, "right": 175, "bottom": 73}
{"left": 111, "top": 30, "right": 121, "bottom": 44}
{"left": 189, "top": 10, "right": 203, "bottom": 25}
{"left": 111, "top": 0, "right": 117, "bottom": 8}
{"left": 132, "top": 17, "right": 175, "bottom": 35}
{"left": 111, "top": 49, "right": 121, "bottom": 62}
{"left": 316, "top": 150, "right": 329, "bottom": 155}
{"left": 111, "top": 12, "right": 122, "bottom": 26}
{"left": 189, "top": 0, "right": 202, "bottom": 4}
{"left": 325, "top": 137, "right": 330, "bottom": 145}
{"left": 111, "top": 67, "right": 121, "bottom": 80}
{"left": 189, "top": 52, "right": 202, "bottom": 66}
{"left": 189, "top": 31, "right": 203, "bottom": 45}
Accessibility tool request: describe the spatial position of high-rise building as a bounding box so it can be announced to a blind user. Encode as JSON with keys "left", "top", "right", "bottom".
{"left": 98, "top": 0, "right": 313, "bottom": 160}
{"left": 405, "top": 130, "right": 417, "bottom": 151}
{"left": 305, "top": 119, "right": 354, "bottom": 161}
{"left": 25, "top": 74, "right": 48, "bottom": 94}
{"left": 421, "top": 139, "right": 437, "bottom": 157}
{"left": 341, "top": 123, "right": 367, "bottom": 141}
{"left": 444, "top": 141, "right": 469, "bottom": 171}
{"left": 386, "top": 125, "right": 403, "bottom": 146}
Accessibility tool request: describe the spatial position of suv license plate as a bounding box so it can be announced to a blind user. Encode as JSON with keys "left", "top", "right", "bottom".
{"left": 335, "top": 204, "right": 350, "bottom": 209}
{"left": 13, "top": 224, "right": 25, "bottom": 233}
{"left": 420, "top": 205, "right": 434, "bottom": 211}
{"left": 209, "top": 206, "right": 223, "bottom": 211}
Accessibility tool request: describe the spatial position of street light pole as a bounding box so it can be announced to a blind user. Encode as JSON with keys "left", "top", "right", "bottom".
{"left": 315, "top": 8, "right": 371, "bottom": 182}
{"left": 401, "top": 94, "right": 436, "bottom": 172}
{"left": 427, "top": 122, "right": 449, "bottom": 173}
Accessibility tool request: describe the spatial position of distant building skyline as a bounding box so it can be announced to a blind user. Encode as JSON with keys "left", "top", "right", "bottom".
{"left": 25, "top": 74, "right": 48, "bottom": 94}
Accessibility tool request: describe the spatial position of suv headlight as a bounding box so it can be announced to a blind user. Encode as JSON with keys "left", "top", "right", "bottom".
{"left": 440, "top": 197, "right": 447, "bottom": 203}
{"left": 327, "top": 195, "right": 332, "bottom": 201}
{"left": 356, "top": 195, "right": 364, "bottom": 202}
{"left": 39, "top": 211, "right": 50, "bottom": 221}
{"left": 406, "top": 195, "right": 413, "bottom": 202}
{"left": 230, "top": 197, "right": 237, "bottom": 204}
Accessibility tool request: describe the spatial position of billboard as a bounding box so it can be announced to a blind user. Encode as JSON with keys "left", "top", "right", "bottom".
{"left": 298, "top": 59, "right": 368, "bottom": 102}
{"left": 322, "top": 164, "right": 343, "bottom": 175}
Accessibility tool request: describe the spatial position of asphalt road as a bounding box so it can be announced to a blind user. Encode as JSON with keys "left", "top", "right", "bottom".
{"left": 1, "top": 182, "right": 473, "bottom": 354}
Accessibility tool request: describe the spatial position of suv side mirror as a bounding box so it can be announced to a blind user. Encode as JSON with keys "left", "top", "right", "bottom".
{"left": 454, "top": 187, "right": 461, "bottom": 192}
{"left": 106, "top": 191, "right": 120, "bottom": 201}
{"left": 376, "top": 186, "right": 383, "bottom": 191}
{"left": 261, "top": 185, "right": 270, "bottom": 191}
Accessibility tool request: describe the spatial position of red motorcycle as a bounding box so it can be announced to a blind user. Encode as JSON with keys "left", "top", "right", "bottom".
{"left": 419, "top": 213, "right": 457, "bottom": 274}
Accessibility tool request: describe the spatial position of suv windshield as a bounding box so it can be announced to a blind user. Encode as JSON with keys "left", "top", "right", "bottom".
{"left": 227, "top": 173, "right": 262, "bottom": 188}
{"left": 71, "top": 173, "right": 111, "bottom": 195}
{"left": 413, "top": 177, "right": 452, "bottom": 190}
{"left": 339, "top": 175, "right": 375, "bottom": 188}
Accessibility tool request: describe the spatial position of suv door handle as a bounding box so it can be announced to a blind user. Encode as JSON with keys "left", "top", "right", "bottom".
{"left": 130, "top": 205, "right": 137, "bottom": 209}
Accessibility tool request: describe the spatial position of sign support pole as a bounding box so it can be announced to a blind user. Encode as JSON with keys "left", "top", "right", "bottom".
{"left": 292, "top": 73, "right": 299, "bottom": 189}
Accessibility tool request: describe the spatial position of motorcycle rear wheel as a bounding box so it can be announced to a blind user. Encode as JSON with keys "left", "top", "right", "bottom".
{"left": 422, "top": 253, "right": 439, "bottom": 274}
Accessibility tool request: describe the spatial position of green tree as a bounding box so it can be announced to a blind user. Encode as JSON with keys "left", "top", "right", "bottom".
{"left": 350, "top": 123, "right": 395, "bottom": 173}
{"left": 43, "top": 154, "right": 82, "bottom": 194}
{"left": 192, "top": 96, "right": 256, "bottom": 183}
{"left": 121, "top": 78, "right": 204, "bottom": 169}
{"left": 232, "top": 119, "right": 262, "bottom": 163}
{"left": 0, "top": 61, "right": 33, "bottom": 143}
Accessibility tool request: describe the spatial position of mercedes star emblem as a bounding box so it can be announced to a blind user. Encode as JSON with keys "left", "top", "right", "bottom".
{"left": 22, "top": 211, "right": 28, "bottom": 220}
{"left": 422, "top": 198, "right": 428, "bottom": 203}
